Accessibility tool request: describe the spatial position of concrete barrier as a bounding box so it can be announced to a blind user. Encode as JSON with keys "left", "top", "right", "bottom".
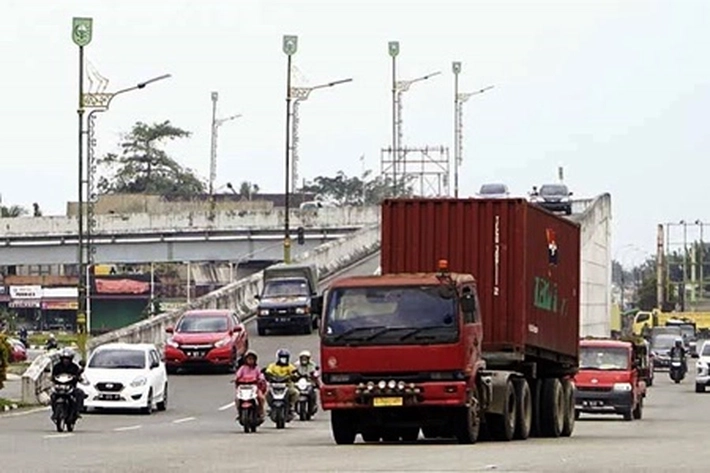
{"left": 21, "top": 224, "right": 381, "bottom": 404}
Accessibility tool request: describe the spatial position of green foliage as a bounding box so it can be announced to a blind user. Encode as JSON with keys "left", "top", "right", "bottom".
{"left": 0, "top": 205, "right": 27, "bottom": 218}
{"left": 300, "top": 171, "right": 414, "bottom": 206}
{"left": 98, "top": 120, "right": 206, "bottom": 198}
{"left": 0, "top": 334, "right": 11, "bottom": 390}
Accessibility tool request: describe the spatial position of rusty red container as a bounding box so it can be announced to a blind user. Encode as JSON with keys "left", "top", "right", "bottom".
{"left": 381, "top": 198, "right": 580, "bottom": 365}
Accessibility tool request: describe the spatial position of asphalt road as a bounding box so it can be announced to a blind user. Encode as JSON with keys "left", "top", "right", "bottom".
{"left": 1, "top": 254, "right": 707, "bottom": 472}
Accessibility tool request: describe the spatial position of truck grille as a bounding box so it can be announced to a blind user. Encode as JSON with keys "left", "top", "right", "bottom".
{"left": 578, "top": 386, "right": 612, "bottom": 393}
{"left": 95, "top": 382, "right": 124, "bottom": 392}
{"left": 268, "top": 308, "right": 298, "bottom": 316}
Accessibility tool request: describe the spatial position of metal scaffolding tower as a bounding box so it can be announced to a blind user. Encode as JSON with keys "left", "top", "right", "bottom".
{"left": 380, "top": 145, "right": 450, "bottom": 197}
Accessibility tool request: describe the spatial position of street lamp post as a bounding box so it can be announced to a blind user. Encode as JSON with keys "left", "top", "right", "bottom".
{"left": 282, "top": 35, "right": 298, "bottom": 264}
{"left": 209, "top": 91, "right": 242, "bottom": 196}
{"left": 290, "top": 78, "right": 353, "bottom": 192}
{"left": 452, "top": 62, "right": 461, "bottom": 197}
{"left": 388, "top": 41, "right": 399, "bottom": 192}
{"left": 455, "top": 83, "right": 494, "bottom": 197}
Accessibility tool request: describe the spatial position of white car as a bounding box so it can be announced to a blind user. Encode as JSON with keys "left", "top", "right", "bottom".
{"left": 695, "top": 340, "right": 710, "bottom": 392}
{"left": 81, "top": 343, "right": 168, "bottom": 413}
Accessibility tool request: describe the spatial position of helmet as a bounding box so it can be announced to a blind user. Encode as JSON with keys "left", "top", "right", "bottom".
{"left": 48, "top": 334, "right": 56, "bottom": 339}
{"left": 299, "top": 350, "right": 311, "bottom": 361}
{"left": 59, "top": 348, "right": 74, "bottom": 360}
{"left": 244, "top": 350, "right": 258, "bottom": 362}
{"left": 675, "top": 338, "right": 683, "bottom": 347}
{"left": 276, "top": 349, "right": 290, "bottom": 365}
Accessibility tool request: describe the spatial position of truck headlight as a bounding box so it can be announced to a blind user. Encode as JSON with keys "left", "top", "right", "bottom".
{"left": 612, "top": 383, "right": 632, "bottom": 392}
{"left": 295, "top": 307, "right": 309, "bottom": 315}
{"left": 258, "top": 309, "right": 269, "bottom": 316}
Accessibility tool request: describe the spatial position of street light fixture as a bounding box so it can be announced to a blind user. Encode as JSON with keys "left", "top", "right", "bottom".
{"left": 290, "top": 78, "right": 353, "bottom": 192}
{"left": 209, "top": 91, "right": 242, "bottom": 196}
{"left": 282, "top": 34, "right": 298, "bottom": 264}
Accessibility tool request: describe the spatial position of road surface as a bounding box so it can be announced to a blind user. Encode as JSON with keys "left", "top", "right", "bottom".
{"left": 1, "top": 254, "right": 706, "bottom": 471}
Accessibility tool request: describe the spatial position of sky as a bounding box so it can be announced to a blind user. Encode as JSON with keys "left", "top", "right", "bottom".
{"left": 0, "top": 0, "right": 707, "bottom": 267}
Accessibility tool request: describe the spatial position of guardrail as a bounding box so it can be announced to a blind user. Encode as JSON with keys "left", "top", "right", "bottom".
{"left": 21, "top": 224, "right": 381, "bottom": 404}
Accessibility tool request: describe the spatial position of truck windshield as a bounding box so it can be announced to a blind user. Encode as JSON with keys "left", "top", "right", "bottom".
{"left": 323, "top": 285, "right": 458, "bottom": 345}
{"left": 579, "top": 347, "right": 629, "bottom": 370}
{"left": 263, "top": 279, "right": 309, "bottom": 297}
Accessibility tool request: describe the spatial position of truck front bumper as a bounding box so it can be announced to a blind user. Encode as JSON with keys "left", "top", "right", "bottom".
{"left": 575, "top": 388, "right": 633, "bottom": 415}
{"left": 320, "top": 381, "right": 468, "bottom": 410}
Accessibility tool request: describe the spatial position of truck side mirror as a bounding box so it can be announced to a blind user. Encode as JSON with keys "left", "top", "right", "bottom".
{"left": 461, "top": 295, "right": 475, "bottom": 314}
{"left": 254, "top": 294, "right": 261, "bottom": 301}
{"left": 311, "top": 295, "right": 324, "bottom": 314}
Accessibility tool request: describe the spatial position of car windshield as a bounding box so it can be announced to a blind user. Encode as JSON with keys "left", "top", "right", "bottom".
{"left": 479, "top": 184, "right": 506, "bottom": 195}
{"left": 263, "top": 279, "right": 309, "bottom": 297}
{"left": 651, "top": 335, "right": 677, "bottom": 351}
{"left": 579, "top": 347, "right": 629, "bottom": 370}
{"left": 88, "top": 349, "right": 146, "bottom": 369}
{"left": 701, "top": 343, "right": 710, "bottom": 357}
{"left": 323, "top": 285, "right": 458, "bottom": 345}
{"left": 176, "top": 315, "right": 229, "bottom": 333}
{"left": 539, "top": 184, "right": 568, "bottom": 196}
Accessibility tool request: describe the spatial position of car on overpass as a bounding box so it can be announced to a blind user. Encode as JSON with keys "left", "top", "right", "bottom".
{"left": 530, "top": 183, "right": 573, "bottom": 215}
{"left": 81, "top": 343, "right": 168, "bottom": 414}
{"left": 164, "top": 309, "right": 248, "bottom": 373}
{"left": 476, "top": 183, "right": 510, "bottom": 198}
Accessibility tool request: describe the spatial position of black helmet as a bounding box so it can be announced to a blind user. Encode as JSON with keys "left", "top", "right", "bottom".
{"left": 276, "top": 348, "right": 290, "bottom": 365}
{"left": 59, "top": 348, "right": 74, "bottom": 360}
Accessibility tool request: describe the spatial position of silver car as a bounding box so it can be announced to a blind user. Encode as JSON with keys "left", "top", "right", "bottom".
{"left": 477, "top": 183, "right": 510, "bottom": 198}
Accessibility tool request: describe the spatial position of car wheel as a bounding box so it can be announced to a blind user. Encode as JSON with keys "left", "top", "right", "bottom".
{"left": 157, "top": 384, "right": 168, "bottom": 411}
{"left": 142, "top": 389, "right": 153, "bottom": 415}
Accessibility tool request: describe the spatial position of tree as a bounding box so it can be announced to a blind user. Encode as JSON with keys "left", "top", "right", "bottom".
{"left": 238, "top": 181, "right": 259, "bottom": 199}
{"left": 300, "top": 171, "right": 414, "bottom": 206}
{"left": 0, "top": 205, "right": 27, "bottom": 218}
{"left": 98, "top": 120, "right": 206, "bottom": 198}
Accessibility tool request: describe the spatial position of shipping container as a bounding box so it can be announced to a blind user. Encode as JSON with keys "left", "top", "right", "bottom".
{"left": 381, "top": 198, "right": 580, "bottom": 367}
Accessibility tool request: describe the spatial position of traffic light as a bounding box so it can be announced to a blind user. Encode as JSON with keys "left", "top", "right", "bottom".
{"left": 297, "top": 226, "right": 305, "bottom": 245}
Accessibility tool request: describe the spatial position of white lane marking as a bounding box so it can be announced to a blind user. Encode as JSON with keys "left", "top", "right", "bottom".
{"left": 218, "top": 402, "right": 234, "bottom": 411}
{"left": 113, "top": 425, "right": 142, "bottom": 432}
{"left": 0, "top": 406, "right": 50, "bottom": 419}
{"left": 172, "top": 416, "right": 196, "bottom": 424}
{"left": 44, "top": 433, "right": 74, "bottom": 439}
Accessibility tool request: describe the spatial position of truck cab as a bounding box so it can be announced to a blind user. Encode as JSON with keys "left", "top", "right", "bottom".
{"left": 255, "top": 263, "right": 321, "bottom": 335}
{"left": 319, "top": 266, "right": 487, "bottom": 444}
{"left": 574, "top": 338, "right": 647, "bottom": 421}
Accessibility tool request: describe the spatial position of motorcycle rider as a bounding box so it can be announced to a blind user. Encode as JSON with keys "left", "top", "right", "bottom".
{"left": 234, "top": 350, "right": 266, "bottom": 420}
{"left": 50, "top": 349, "right": 85, "bottom": 419}
{"left": 264, "top": 349, "right": 299, "bottom": 418}
{"left": 669, "top": 338, "right": 687, "bottom": 375}
{"left": 296, "top": 350, "right": 320, "bottom": 386}
{"left": 46, "top": 333, "right": 59, "bottom": 351}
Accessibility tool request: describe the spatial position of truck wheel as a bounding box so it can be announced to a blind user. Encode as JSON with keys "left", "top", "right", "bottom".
{"left": 622, "top": 409, "right": 633, "bottom": 421}
{"left": 540, "top": 378, "right": 564, "bottom": 437}
{"left": 514, "top": 378, "right": 532, "bottom": 440}
{"left": 331, "top": 411, "right": 356, "bottom": 445}
{"left": 361, "top": 429, "right": 380, "bottom": 443}
{"left": 529, "top": 379, "right": 543, "bottom": 437}
{"left": 632, "top": 397, "right": 643, "bottom": 420}
{"left": 560, "top": 378, "right": 575, "bottom": 437}
{"left": 696, "top": 384, "right": 706, "bottom": 393}
{"left": 488, "top": 379, "right": 517, "bottom": 441}
{"left": 454, "top": 385, "right": 481, "bottom": 444}
{"left": 400, "top": 427, "right": 419, "bottom": 442}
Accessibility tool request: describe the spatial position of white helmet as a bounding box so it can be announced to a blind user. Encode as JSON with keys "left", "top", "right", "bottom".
{"left": 299, "top": 350, "right": 311, "bottom": 359}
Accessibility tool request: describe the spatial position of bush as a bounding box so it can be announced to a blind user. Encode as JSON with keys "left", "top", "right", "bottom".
{"left": 0, "top": 334, "right": 10, "bottom": 390}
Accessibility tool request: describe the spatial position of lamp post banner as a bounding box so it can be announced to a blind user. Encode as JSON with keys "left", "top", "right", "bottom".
{"left": 72, "top": 17, "right": 93, "bottom": 47}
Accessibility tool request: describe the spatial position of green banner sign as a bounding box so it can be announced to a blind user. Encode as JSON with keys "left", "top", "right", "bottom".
{"left": 72, "top": 17, "right": 93, "bottom": 47}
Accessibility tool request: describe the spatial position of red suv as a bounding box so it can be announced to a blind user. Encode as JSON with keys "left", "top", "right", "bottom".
{"left": 164, "top": 309, "right": 248, "bottom": 373}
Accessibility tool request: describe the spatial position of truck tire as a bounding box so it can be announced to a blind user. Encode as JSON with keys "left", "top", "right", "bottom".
{"left": 632, "top": 397, "right": 643, "bottom": 420}
{"left": 514, "top": 378, "right": 532, "bottom": 440}
{"left": 488, "top": 379, "right": 517, "bottom": 441}
{"left": 560, "top": 378, "right": 575, "bottom": 437}
{"left": 331, "top": 411, "right": 356, "bottom": 445}
{"left": 696, "top": 383, "right": 705, "bottom": 393}
{"left": 361, "top": 429, "right": 380, "bottom": 443}
{"left": 529, "top": 379, "right": 543, "bottom": 437}
{"left": 540, "top": 378, "right": 564, "bottom": 437}
{"left": 454, "top": 385, "right": 482, "bottom": 444}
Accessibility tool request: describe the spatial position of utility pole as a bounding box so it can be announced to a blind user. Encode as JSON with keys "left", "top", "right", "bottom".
{"left": 656, "top": 224, "right": 665, "bottom": 309}
{"left": 388, "top": 41, "right": 399, "bottom": 195}
{"left": 209, "top": 92, "right": 241, "bottom": 198}
{"left": 282, "top": 35, "right": 298, "bottom": 264}
{"left": 452, "top": 62, "right": 461, "bottom": 197}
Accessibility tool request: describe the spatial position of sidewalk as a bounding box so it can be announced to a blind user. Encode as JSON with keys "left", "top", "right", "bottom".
{"left": 0, "top": 373, "right": 22, "bottom": 401}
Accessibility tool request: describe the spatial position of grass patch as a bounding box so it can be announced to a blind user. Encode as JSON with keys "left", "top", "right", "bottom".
{"left": 8, "top": 363, "right": 30, "bottom": 375}
{"left": 0, "top": 398, "right": 29, "bottom": 410}
{"left": 28, "top": 333, "right": 78, "bottom": 347}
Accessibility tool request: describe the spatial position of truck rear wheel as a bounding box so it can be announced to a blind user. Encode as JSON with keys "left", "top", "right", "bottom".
{"left": 488, "top": 379, "right": 517, "bottom": 441}
{"left": 540, "top": 378, "right": 564, "bottom": 437}
{"left": 560, "top": 378, "right": 575, "bottom": 437}
{"left": 454, "top": 385, "right": 481, "bottom": 444}
{"left": 331, "top": 411, "right": 356, "bottom": 445}
{"left": 514, "top": 378, "right": 532, "bottom": 440}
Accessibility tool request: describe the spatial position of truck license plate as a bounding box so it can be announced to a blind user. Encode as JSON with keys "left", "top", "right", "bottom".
{"left": 373, "top": 397, "right": 403, "bottom": 407}
{"left": 583, "top": 400, "right": 603, "bottom": 407}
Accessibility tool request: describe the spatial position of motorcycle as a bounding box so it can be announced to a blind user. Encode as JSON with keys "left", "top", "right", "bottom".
{"left": 51, "top": 373, "right": 79, "bottom": 432}
{"left": 669, "top": 357, "right": 685, "bottom": 383}
{"left": 265, "top": 375, "right": 292, "bottom": 429}
{"left": 235, "top": 381, "right": 262, "bottom": 433}
{"left": 295, "top": 375, "right": 317, "bottom": 421}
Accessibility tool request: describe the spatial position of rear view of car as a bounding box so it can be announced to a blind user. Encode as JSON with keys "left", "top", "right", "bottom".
{"left": 164, "top": 310, "right": 248, "bottom": 373}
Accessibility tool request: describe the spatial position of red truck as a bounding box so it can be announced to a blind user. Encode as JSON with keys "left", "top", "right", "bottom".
{"left": 574, "top": 337, "right": 649, "bottom": 421}
{"left": 320, "top": 198, "right": 581, "bottom": 444}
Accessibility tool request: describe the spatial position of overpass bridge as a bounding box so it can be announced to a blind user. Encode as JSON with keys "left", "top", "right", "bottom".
{"left": 0, "top": 206, "right": 379, "bottom": 265}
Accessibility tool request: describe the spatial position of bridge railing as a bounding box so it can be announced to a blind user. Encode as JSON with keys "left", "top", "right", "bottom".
{"left": 21, "top": 224, "right": 381, "bottom": 404}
